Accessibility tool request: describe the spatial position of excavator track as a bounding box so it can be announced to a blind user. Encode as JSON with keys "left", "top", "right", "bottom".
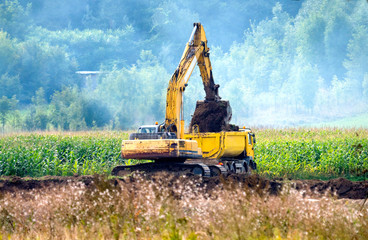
{"left": 111, "top": 158, "right": 255, "bottom": 177}
{"left": 208, "top": 165, "right": 228, "bottom": 176}
{"left": 112, "top": 162, "right": 211, "bottom": 177}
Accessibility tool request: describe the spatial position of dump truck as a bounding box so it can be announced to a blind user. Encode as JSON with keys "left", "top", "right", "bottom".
{"left": 112, "top": 23, "right": 256, "bottom": 177}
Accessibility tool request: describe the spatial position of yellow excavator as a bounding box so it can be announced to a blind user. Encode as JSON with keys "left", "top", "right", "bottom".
{"left": 112, "top": 23, "right": 256, "bottom": 177}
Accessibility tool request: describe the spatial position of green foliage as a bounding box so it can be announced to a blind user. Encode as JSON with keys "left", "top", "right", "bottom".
{"left": 0, "top": 0, "right": 31, "bottom": 39}
{"left": 27, "top": 26, "right": 136, "bottom": 69}
{"left": 1, "top": 29, "right": 79, "bottom": 104}
{"left": 0, "top": 31, "right": 18, "bottom": 74}
{"left": 49, "top": 87, "right": 87, "bottom": 131}
{"left": 255, "top": 128, "right": 368, "bottom": 180}
{"left": 83, "top": 99, "right": 112, "bottom": 128}
{"left": 0, "top": 0, "right": 367, "bottom": 130}
{"left": 344, "top": 25, "right": 368, "bottom": 82}
{"left": 0, "top": 129, "right": 367, "bottom": 180}
{"left": 16, "top": 39, "right": 78, "bottom": 103}
{"left": 211, "top": 0, "right": 368, "bottom": 126}
{"left": 290, "top": 56, "right": 319, "bottom": 110}
{"left": 22, "top": 87, "right": 112, "bottom": 131}
{"left": 95, "top": 50, "right": 168, "bottom": 128}
{"left": 0, "top": 131, "right": 128, "bottom": 177}
{"left": 0, "top": 95, "right": 18, "bottom": 133}
{"left": 0, "top": 73, "right": 21, "bottom": 98}
{"left": 24, "top": 88, "right": 48, "bottom": 130}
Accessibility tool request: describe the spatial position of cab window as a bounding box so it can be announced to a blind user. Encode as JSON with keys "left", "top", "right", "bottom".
{"left": 139, "top": 127, "right": 157, "bottom": 133}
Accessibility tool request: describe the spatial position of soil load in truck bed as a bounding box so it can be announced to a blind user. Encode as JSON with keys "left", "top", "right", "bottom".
{"left": 190, "top": 100, "right": 238, "bottom": 133}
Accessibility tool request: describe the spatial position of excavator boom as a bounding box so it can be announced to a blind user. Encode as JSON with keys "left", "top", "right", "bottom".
{"left": 164, "top": 23, "right": 229, "bottom": 137}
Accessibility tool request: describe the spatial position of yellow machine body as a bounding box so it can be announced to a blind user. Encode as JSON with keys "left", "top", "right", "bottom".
{"left": 121, "top": 130, "right": 255, "bottom": 161}
{"left": 121, "top": 139, "right": 202, "bottom": 160}
{"left": 184, "top": 130, "right": 254, "bottom": 159}
{"left": 118, "top": 23, "right": 256, "bottom": 172}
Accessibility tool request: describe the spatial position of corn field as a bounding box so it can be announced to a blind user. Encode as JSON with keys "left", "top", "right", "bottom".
{"left": 0, "top": 131, "right": 127, "bottom": 177}
{"left": 0, "top": 128, "right": 367, "bottom": 179}
{"left": 255, "top": 128, "right": 368, "bottom": 180}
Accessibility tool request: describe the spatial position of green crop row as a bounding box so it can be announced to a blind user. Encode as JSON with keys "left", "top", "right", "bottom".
{"left": 0, "top": 129, "right": 367, "bottom": 179}
{"left": 0, "top": 132, "right": 129, "bottom": 177}
{"left": 254, "top": 128, "right": 368, "bottom": 180}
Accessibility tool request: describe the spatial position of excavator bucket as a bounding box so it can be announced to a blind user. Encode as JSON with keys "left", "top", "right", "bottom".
{"left": 190, "top": 100, "right": 235, "bottom": 133}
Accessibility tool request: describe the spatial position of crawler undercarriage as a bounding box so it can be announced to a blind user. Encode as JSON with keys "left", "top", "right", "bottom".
{"left": 111, "top": 158, "right": 256, "bottom": 177}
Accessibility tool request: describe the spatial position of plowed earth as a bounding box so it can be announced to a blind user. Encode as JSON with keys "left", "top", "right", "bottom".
{"left": 0, "top": 174, "right": 366, "bottom": 200}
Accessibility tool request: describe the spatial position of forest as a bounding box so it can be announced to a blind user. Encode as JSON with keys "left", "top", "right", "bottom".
{"left": 0, "top": 0, "right": 367, "bottom": 131}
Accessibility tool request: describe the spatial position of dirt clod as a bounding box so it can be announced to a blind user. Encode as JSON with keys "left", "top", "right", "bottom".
{"left": 190, "top": 100, "right": 237, "bottom": 132}
{"left": 293, "top": 177, "right": 368, "bottom": 199}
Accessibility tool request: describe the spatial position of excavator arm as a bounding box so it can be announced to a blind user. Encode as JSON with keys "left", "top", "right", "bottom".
{"left": 164, "top": 23, "right": 221, "bottom": 138}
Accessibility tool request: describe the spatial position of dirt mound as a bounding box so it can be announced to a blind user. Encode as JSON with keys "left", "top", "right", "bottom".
{"left": 190, "top": 100, "right": 237, "bottom": 132}
{"left": 293, "top": 177, "right": 368, "bottom": 199}
{"left": 0, "top": 175, "right": 94, "bottom": 194}
{"left": 0, "top": 175, "right": 366, "bottom": 200}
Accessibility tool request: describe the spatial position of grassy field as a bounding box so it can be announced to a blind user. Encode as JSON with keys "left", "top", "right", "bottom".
{"left": 0, "top": 174, "right": 367, "bottom": 239}
{"left": 0, "top": 128, "right": 367, "bottom": 180}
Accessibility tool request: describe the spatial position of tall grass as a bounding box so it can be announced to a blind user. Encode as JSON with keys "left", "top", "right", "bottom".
{"left": 0, "top": 174, "right": 366, "bottom": 239}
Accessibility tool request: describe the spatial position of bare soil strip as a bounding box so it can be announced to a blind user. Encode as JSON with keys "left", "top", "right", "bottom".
{"left": 0, "top": 174, "right": 366, "bottom": 199}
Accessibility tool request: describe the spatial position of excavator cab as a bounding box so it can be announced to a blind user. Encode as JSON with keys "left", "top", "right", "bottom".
{"left": 137, "top": 125, "right": 159, "bottom": 133}
{"left": 130, "top": 124, "right": 177, "bottom": 140}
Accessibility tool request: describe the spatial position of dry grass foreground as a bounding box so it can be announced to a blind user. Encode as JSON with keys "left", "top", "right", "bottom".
{"left": 0, "top": 174, "right": 367, "bottom": 239}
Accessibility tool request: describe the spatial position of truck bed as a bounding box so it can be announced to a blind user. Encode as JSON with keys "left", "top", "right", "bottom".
{"left": 184, "top": 130, "right": 254, "bottom": 159}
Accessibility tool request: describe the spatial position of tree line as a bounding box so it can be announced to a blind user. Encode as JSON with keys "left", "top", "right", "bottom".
{"left": 0, "top": 0, "right": 367, "bottom": 132}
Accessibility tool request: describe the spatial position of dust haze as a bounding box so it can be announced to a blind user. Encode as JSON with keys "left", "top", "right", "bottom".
{"left": 1, "top": 0, "right": 367, "bottom": 131}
